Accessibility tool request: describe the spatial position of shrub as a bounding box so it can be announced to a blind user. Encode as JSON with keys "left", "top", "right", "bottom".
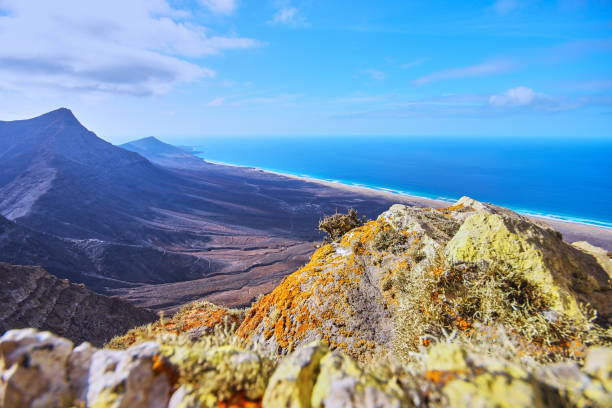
{"left": 318, "top": 208, "right": 367, "bottom": 243}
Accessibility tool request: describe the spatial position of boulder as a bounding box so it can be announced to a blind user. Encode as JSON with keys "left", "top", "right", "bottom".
{"left": 238, "top": 197, "right": 612, "bottom": 361}
{"left": 86, "top": 342, "right": 173, "bottom": 408}
{"left": 0, "top": 328, "right": 73, "bottom": 408}
{"left": 445, "top": 210, "right": 611, "bottom": 323}
{"left": 163, "top": 343, "right": 273, "bottom": 407}
{"left": 263, "top": 342, "right": 408, "bottom": 408}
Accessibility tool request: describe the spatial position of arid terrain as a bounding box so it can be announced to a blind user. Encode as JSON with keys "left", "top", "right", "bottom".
{"left": 2, "top": 109, "right": 611, "bottom": 313}
{"left": 0, "top": 109, "right": 417, "bottom": 311}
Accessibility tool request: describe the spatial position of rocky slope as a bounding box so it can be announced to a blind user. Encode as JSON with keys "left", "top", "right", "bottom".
{"left": 236, "top": 197, "right": 612, "bottom": 364}
{"left": 2, "top": 197, "right": 610, "bottom": 407}
{"left": 0, "top": 263, "right": 157, "bottom": 346}
{"left": 1, "top": 109, "right": 419, "bottom": 310}
{"left": 120, "top": 136, "right": 212, "bottom": 170}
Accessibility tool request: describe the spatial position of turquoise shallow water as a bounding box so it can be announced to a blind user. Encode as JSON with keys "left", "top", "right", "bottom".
{"left": 193, "top": 137, "right": 612, "bottom": 229}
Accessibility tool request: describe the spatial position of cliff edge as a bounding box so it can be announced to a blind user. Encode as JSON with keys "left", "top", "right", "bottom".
{"left": 1, "top": 197, "right": 611, "bottom": 407}
{"left": 0, "top": 263, "right": 157, "bottom": 346}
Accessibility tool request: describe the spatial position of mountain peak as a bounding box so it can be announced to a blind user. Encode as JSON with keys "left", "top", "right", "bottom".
{"left": 138, "top": 136, "right": 163, "bottom": 143}
{"left": 38, "top": 107, "right": 80, "bottom": 124}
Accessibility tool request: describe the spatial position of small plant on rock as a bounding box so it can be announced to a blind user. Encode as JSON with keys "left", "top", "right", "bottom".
{"left": 319, "top": 208, "right": 367, "bottom": 243}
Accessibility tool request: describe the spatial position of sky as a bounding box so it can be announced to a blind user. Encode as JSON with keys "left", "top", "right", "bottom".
{"left": 0, "top": 0, "right": 610, "bottom": 143}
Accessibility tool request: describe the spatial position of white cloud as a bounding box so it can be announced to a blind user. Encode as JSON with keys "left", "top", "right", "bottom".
{"left": 207, "top": 97, "right": 225, "bottom": 106}
{"left": 493, "top": 0, "right": 521, "bottom": 14}
{"left": 333, "top": 87, "right": 587, "bottom": 119}
{"left": 0, "top": 0, "right": 259, "bottom": 96}
{"left": 489, "top": 86, "right": 538, "bottom": 107}
{"left": 413, "top": 59, "right": 514, "bottom": 85}
{"left": 489, "top": 86, "right": 578, "bottom": 112}
{"left": 401, "top": 58, "right": 428, "bottom": 69}
{"left": 269, "top": 7, "right": 305, "bottom": 26}
{"left": 364, "top": 69, "right": 387, "bottom": 80}
{"left": 200, "top": 0, "right": 237, "bottom": 15}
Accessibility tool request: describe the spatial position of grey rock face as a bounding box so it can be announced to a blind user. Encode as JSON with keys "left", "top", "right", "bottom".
{"left": 0, "top": 329, "right": 74, "bottom": 408}
{"left": 0, "top": 329, "right": 175, "bottom": 408}
{"left": 87, "top": 342, "right": 172, "bottom": 408}
{"left": 0, "top": 263, "right": 157, "bottom": 346}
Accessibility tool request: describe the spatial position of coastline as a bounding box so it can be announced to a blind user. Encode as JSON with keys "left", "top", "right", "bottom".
{"left": 202, "top": 158, "right": 612, "bottom": 250}
{"left": 204, "top": 158, "right": 610, "bottom": 228}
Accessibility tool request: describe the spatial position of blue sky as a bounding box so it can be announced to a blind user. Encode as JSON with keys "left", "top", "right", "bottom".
{"left": 0, "top": 0, "right": 610, "bottom": 142}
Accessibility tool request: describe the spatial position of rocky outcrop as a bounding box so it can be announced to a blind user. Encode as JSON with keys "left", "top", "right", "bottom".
{"left": 2, "top": 328, "right": 611, "bottom": 407}
{"left": 107, "top": 301, "right": 245, "bottom": 349}
{"left": 263, "top": 342, "right": 407, "bottom": 407}
{"left": 237, "top": 197, "right": 611, "bottom": 362}
{"left": 2, "top": 198, "right": 611, "bottom": 407}
{"left": 0, "top": 263, "right": 157, "bottom": 346}
{"left": 0, "top": 329, "right": 176, "bottom": 408}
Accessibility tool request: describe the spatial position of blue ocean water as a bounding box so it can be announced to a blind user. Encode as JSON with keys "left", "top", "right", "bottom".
{"left": 193, "top": 137, "right": 612, "bottom": 228}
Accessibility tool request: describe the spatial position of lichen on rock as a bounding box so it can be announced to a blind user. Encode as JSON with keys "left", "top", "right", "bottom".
{"left": 2, "top": 197, "right": 612, "bottom": 407}
{"left": 238, "top": 197, "right": 612, "bottom": 365}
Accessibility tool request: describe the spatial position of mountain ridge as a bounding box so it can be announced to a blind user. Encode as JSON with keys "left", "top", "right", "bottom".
{"left": 0, "top": 108, "right": 418, "bottom": 310}
{"left": 121, "top": 136, "right": 210, "bottom": 169}
{"left": 0, "top": 262, "right": 157, "bottom": 346}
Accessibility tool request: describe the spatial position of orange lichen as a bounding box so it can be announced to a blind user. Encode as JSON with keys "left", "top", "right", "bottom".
{"left": 109, "top": 301, "right": 243, "bottom": 349}
{"left": 152, "top": 354, "right": 179, "bottom": 386}
{"left": 425, "top": 369, "right": 470, "bottom": 386}
{"left": 238, "top": 234, "right": 374, "bottom": 354}
{"left": 217, "top": 392, "right": 261, "bottom": 408}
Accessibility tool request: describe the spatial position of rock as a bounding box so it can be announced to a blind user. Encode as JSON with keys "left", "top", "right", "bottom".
{"left": 0, "top": 262, "right": 157, "bottom": 347}
{"left": 263, "top": 341, "right": 409, "bottom": 408}
{"left": 573, "top": 241, "right": 612, "bottom": 280}
{"left": 263, "top": 342, "right": 329, "bottom": 407}
{"left": 536, "top": 360, "right": 611, "bottom": 407}
{"left": 163, "top": 343, "right": 272, "bottom": 407}
{"left": 238, "top": 197, "right": 612, "bottom": 362}
{"left": 107, "top": 301, "right": 244, "bottom": 349}
{"left": 445, "top": 210, "right": 612, "bottom": 323}
{"left": 583, "top": 347, "right": 612, "bottom": 391}
{"left": 68, "top": 341, "right": 95, "bottom": 403}
{"left": 425, "top": 343, "right": 468, "bottom": 372}
{"left": 0, "top": 328, "right": 73, "bottom": 408}
{"left": 168, "top": 385, "right": 200, "bottom": 408}
{"left": 86, "top": 342, "right": 173, "bottom": 408}
{"left": 311, "top": 352, "right": 408, "bottom": 408}
{"left": 236, "top": 204, "right": 462, "bottom": 360}
{"left": 442, "top": 373, "right": 544, "bottom": 408}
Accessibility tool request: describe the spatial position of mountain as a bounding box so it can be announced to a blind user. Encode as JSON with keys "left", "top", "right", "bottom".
{"left": 0, "top": 108, "right": 411, "bottom": 309}
{"left": 237, "top": 196, "right": 612, "bottom": 361}
{"left": 120, "top": 136, "right": 210, "bottom": 169}
{"left": 0, "top": 108, "right": 189, "bottom": 243}
{"left": 2, "top": 198, "right": 611, "bottom": 407}
{"left": 0, "top": 262, "right": 157, "bottom": 346}
{"left": 0, "top": 213, "right": 217, "bottom": 290}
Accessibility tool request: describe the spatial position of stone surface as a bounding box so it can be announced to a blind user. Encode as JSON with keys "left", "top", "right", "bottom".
{"left": 573, "top": 240, "right": 612, "bottom": 280}
{"left": 0, "top": 328, "right": 73, "bottom": 408}
{"left": 442, "top": 373, "right": 544, "bottom": 408}
{"left": 0, "top": 262, "right": 157, "bottom": 347}
{"left": 445, "top": 210, "right": 611, "bottom": 323}
{"left": 263, "top": 341, "right": 408, "bottom": 408}
{"left": 86, "top": 342, "right": 172, "bottom": 408}
{"left": 238, "top": 197, "right": 612, "bottom": 361}
{"left": 263, "top": 342, "right": 329, "bottom": 407}
{"left": 162, "top": 343, "right": 273, "bottom": 407}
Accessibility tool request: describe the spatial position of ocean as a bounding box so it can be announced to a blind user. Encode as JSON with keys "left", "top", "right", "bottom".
{"left": 193, "top": 137, "right": 612, "bottom": 229}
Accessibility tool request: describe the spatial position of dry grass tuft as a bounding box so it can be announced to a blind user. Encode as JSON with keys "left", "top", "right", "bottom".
{"left": 106, "top": 301, "right": 245, "bottom": 349}
{"left": 392, "top": 257, "right": 609, "bottom": 364}
{"left": 319, "top": 208, "right": 367, "bottom": 243}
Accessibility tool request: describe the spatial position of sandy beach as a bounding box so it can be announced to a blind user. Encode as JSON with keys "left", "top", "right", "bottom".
{"left": 247, "top": 165, "right": 612, "bottom": 252}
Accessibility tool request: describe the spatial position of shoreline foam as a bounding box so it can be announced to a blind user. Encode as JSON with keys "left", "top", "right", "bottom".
{"left": 202, "top": 158, "right": 612, "bottom": 231}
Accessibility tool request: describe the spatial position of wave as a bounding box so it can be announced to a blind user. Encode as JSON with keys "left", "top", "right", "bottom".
{"left": 199, "top": 156, "right": 612, "bottom": 230}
